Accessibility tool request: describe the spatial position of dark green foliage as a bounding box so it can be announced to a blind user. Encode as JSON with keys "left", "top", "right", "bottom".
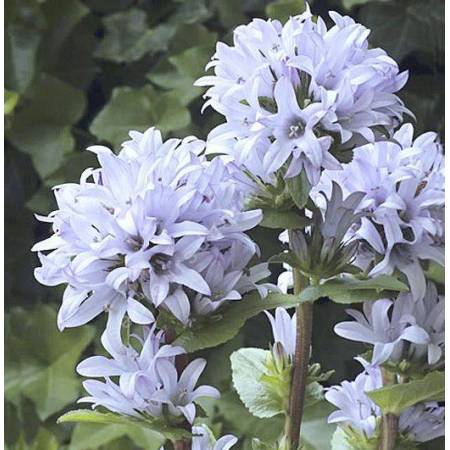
{"left": 4, "top": 0, "right": 444, "bottom": 448}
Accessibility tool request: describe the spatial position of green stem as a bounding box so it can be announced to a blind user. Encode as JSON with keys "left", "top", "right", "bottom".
{"left": 284, "top": 232, "right": 313, "bottom": 449}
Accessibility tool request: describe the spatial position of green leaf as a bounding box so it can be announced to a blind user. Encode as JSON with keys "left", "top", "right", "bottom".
{"left": 90, "top": 85, "right": 190, "bottom": 148}
{"left": 231, "top": 348, "right": 285, "bottom": 418}
{"left": 367, "top": 371, "right": 445, "bottom": 415}
{"left": 174, "top": 292, "right": 303, "bottom": 352}
{"left": 5, "top": 305, "right": 95, "bottom": 420}
{"left": 299, "top": 275, "right": 409, "bottom": 304}
{"left": 265, "top": 0, "right": 305, "bottom": 23}
{"left": 424, "top": 262, "right": 444, "bottom": 285}
{"left": 214, "top": 0, "right": 246, "bottom": 28}
{"left": 286, "top": 170, "right": 311, "bottom": 210}
{"left": 260, "top": 208, "right": 309, "bottom": 229}
{"left": 95, "top": 9, "right": 176, "bottom": 63}
{"left": 5, "top": 90, "right": 19, "bottom": 115}
{"left": 7, "top": 74, "right": 86, "bottom": 178}
{"left": 300, "top": 401, "right": 336, "bottom": 450}
{"left": 360, "top": 0, "right": 443, "bottom": 62}
{"left": 39, "top": 0, "right": 89, "bottom": 67}
{"left": 340, "top": 0, "right": 372, "bottom": 10}
{"left": 59, "top": 409, "right": 187, "bottom": 443}
{"left": 70, "top": 423, "right": 164, "bottom": 450}
{"left": 5, "top": 0, "right": 45, "bottom": 93}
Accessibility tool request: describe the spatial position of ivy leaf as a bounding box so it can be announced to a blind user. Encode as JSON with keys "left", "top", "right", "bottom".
{"left": 265, "top": 0, "right": 305, "bottom": 23}
{"left": 174, "top": 292, "right": 304, "bottom": 352}
{"left": 360, "top": 0, "right": 444, "bottom": 62}
{"left": 5, "top": 90, "right": 19, "bottom": 115}
{"left": 5, "top": 0, "right": 45, "bottom": 93}
{"left": 260, "top": 208, "right": 309, "bottom": 229}
{"left": 90, "top": 85, "right": 190, "bottom": 148}
{"left": 299, "top": 275, "right": 409, "bottom": 304}
{"left": 58, "top": 409, "right": 188, "bottom": 443}
{"left": 367, "top": 371, "right": 444, "bottom": 415}
{"left": 95, "top": 9, "right": 176, "bottom": 63}
{"left": 7, "top": 74, "right": 86, "bottom": 178}
{"left": 286, "top": 170, "right": 311, "bottom": 210}
{"left": 230, "top": 348, "right": 283, "bottom": 418}
{"left": 5, "top": 305, "right": 95, "bottom": 420}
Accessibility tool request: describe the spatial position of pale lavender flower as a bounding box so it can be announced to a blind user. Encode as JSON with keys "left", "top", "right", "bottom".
{"left": 317, "top": 124, "right": 444, "bottom": 300}
{"left": 192, "top": 425, "right": 237, "bottom": 450}
{"left": 399, "top": 402, "right": 445, "bottom": 443}
{"left": 78, "top": 322, "right": 219, "bottom": 424}
{"left": 326, "top": 362, "right": 445, "bottom": 443}
{"left": 151, "top": 358, "right": 220, "bottom": 423}
{"left": 265, "top": 307, "right": 296, "bottom": 358}
{"left": 334, "top": 282, "right": 443, "bottom": 366}
{"left": 197, "top": 7, "right": 408, "bottom": 185}
{"left": 325, "top": 362, "right": 381, "bottom": 437}
{"left": 32, "top": 127, "right": 263, "bottom": 330}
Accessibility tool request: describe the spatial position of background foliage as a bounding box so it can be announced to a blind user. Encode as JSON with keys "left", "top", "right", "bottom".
{"left": 5, "top": 0, "right": 444, "bottom": 448}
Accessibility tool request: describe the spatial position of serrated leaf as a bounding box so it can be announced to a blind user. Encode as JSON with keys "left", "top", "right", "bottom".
{"left": 90, "top": 85, "right": 190, "bottom": 148}
{"left": 260, "top": 208, "right": 309, "bottom": 229}
{"left": 265, "top": 0, "right": 305, "bottom": 23}
{"left": 231, "top": 348, "right": 283, "bottom": 418}
{"left": 367, "top": 371, "right": 444, "bottom": 415}
{"left": 174, "top": 292, "right": 304, "bottom": 352}
{"left": 59, "top": 409, "right": 187, "bottom": 443}
{"left": 286, "top": 170, "right": 311, "bottom": 210}
{"left": 299, "top": 275, "right": 409, "bottom": 304}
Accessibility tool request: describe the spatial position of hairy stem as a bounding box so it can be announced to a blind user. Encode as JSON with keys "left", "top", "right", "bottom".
{"left": 285, "top": 262, "right": 313, "bottom": 450}
{"left": 379, "top": 369, "right": 398, "bottom": 450}
{"left": 165, "top": 327, "right": 191, "bottom": 450}
{"left": 379, "top": 414, "right": 399, "bottom": 450}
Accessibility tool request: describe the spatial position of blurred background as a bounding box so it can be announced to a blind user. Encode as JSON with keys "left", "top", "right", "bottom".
{"left": 5, "top": 0, "right": 444, "bottom": 449}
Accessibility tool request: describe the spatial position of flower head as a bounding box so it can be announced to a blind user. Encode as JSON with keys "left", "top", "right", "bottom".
{"left": 197, "top": 8, "right": 408, "bottom": 185}
{"left": 334, "top": 282, "right": 444, "bottom": 367}
{"left": 325, "top": 361, "right": 445, "bottom": 444}
{"left": 317, "top": 124, "right": 444, "bottom": 300}
{"left": 78, "top": 323, "right": 219, "bottom": 424}
{"left": 33, "top": 127, "right": 263, "bottom": 330}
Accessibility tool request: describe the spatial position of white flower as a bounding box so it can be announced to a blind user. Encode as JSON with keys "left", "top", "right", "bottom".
{"left": 32, "top": 127, "right": 264, "bottom": 330}
{"left": 265, "top": 307, "right": 296, "bottom": 358}
{"left": 197, "top": 7, "right": 408, "bottom": 185}
{"left": 326, "top": 362, "right": 445, "bottom": 443}
{"left": 78, "top": 322, "right": 219, "bottom": 424}
{"left": 334, "top": 282, "right": 443, "bottom": 366}
{"left": 317, "top": 124, "right": 444, "bottom": 300}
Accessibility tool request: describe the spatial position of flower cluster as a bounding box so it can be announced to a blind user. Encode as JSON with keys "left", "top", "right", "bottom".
{"left": 317, "top": 124, "right": 445, "bottom": 300}
{"left": 32, "top": 127, "right": 267, "bottom": 331}
{"left": 78, "top": 323, "right": 219, "bottom": 424}
{"left": 334, "top": 282, "right": 444, "bottom": 368}
{"left": 325, "top": 360, "right": 444, "bottom": 445}
{"left": 197, "top": 6, "right": 408, "bottom": 186}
